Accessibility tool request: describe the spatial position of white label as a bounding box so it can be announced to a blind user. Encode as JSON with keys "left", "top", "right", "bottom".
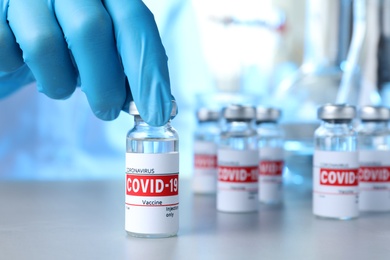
{"left": 217, "top": 149, "right": 259, "bottom": 212}
{"left": 313, "top": 150, "right": 359, "bottom": 218}
{"left": 359, "top": 150, "right": 390, "bottom": 211}
{"left": 125, "top": 153, "right": 179, "bottom": 235}
{"left": 258, "top": 147, "right": 284, "bottom": 203}
{"left": 193, "top": 141, "right": 218, "bottom": 194}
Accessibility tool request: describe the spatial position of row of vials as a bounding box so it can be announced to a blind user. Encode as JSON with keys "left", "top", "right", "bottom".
{"left": 193, "top": 103, "right": 390, "bottom": 219}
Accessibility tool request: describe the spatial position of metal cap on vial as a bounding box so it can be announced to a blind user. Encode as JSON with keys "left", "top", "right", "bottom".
{"left": 223, "top": 104, "right": 256, "bottom": 121}
{"left": 197, "top": 108, "right": 220, "bottom": 122}
{"left": 129, "top": 100, "right": 178, "bottom": 117}
{"left": 359, "top": 106, "right": 390, "bottom": 121}
{"left": 317, "top": 104, "right": 356, "bottom": 120}
{"left": 256, "top": 107, "right": 281, "bottom": 122}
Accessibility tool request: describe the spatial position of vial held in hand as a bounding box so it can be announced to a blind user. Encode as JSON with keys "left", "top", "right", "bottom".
{"left": 125, "top": 101, "right": 179, "bottom": 237}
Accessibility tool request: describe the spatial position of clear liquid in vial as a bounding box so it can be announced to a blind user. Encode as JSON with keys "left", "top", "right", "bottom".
{"left": 127, "top": 138, "right": 179, "bottom": 154}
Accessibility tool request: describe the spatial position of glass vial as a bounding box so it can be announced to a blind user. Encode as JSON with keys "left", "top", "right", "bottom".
{"left": 217, "top": 104, "right": 258, "bottom": 213}
{"left": 357, "top": 106, "right": 390, "bottom": 211}
{"left": 125, "top": 101, "right": 179, "bottom": 238}
{"left": 256, "top": 107, "right": 284, "bottom": 204}
{"left": 313, "top": 104, "right": 359, "bottom": 220}
{"left": 193, "top": 108, "right": 220, "bottom": 194}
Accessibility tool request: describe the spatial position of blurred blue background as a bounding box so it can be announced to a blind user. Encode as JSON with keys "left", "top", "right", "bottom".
{"left": 4, "top": 0, "right": 386, "bottom": 185}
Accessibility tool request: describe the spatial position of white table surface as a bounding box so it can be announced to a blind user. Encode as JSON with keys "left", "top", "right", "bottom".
{"left": 0, "top": 179, "right": 389, "bottom": 260}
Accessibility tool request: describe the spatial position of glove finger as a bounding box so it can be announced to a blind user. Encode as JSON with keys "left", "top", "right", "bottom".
{"left": 103, "top": 0, "right": 173, "bottom": 126}
{"left": 0, "top": 0, "right": 24, "bottom": 72}
{"left": 7, "top": 0, "right": 77, "bottom": 99}
{"left": 121, "top": 78, "right": 133, "bottom": 115}
{"left": 55, "top": 0, "right": 126, "bottom": 121}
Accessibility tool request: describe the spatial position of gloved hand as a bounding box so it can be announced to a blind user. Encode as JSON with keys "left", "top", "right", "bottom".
{"left": 0, "top": 0, "right": 173, "bottom": 126}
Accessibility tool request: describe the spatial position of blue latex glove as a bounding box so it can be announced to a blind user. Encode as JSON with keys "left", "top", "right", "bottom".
{"left": 0, "top": 0, "right": 173, "bottom": 126}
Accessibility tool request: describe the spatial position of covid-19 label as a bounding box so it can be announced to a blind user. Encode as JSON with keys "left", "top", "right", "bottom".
{"left": 313, "top": 150, "right": 359, "bottom": 219}
{"left": 193, "top": 141, "right": 218, "bottom": 193}
{"left": 259, "top": 147, "right": 284, "bottom": 203}
{"left": 125, "top": 152, "right": 179, "bottom": 235}
{"left": 217, "top": 149, "right": 259, "bottom": 212}
{"left": 359, "top": 150, "right": 390, "bottom": 211}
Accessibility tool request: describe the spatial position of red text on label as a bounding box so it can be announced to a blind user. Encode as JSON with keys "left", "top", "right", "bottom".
{"left": 359, "top": 166, "right": 390, "bottom": 182}
{"left": 126, "top": 174, "right": 179, "bottom": 196}
{"left": 259, "top": 161, "right": 284, "bottom": 176}
{"left": 320, "top": 168, "right": 359, "bottom": 186}
{"left": 218, "top": 166, "right": 258, "bottom": 183}
{"left": 194, "top": 154, "right": 217, "bottom": 169}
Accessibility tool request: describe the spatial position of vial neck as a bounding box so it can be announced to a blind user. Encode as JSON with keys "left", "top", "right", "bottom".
{"left": 361, "top": 120, "right": 389, "bottom": 129}
{"left": 225, "top": 120, "right": 255, "bottom": 133}
{"left": 134, "top": 116, "right": 170, "bottom": 128}
{"left": 303, "top": 0, "right": 352, "bottom": 68}
{"left": 256, "top": 121, "right": 277, "bottom": 127}
{"left": 321, "top": 120, "right": 352, "bottom": 128}
{"left": 199, "top": 120, "right": 219, "bottom": 127}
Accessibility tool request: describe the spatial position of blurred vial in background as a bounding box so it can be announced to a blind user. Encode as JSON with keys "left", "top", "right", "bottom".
{"left": 357, "top": 106, "right": 390, "bottom": 212}
{"left": 313, "top": 104, "right": 359, "bottom": 220}
{"left": 273, "top": 0, "right": 354, "bottom": 193}
{"left": 193, "top": 108, "right": 221, "bottom": 194}
{"left": 217, "top": 104, "right": 258, "bottom": 213}
{"left": 256, "top": 107, "right": 284, "bottom": 204}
